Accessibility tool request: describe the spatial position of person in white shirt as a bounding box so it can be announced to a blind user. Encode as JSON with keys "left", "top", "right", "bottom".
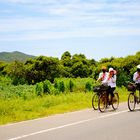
{"left": 97, "top": 66, "right": 108, "bottom": 84}
{"left": 133, "top": 64, "right": 140, "bottom": 89}
{"left": 104, "top": 68, "right": 116, "bottom": 102}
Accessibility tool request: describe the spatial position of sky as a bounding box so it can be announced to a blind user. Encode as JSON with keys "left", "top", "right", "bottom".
{"left": 0, "top": 0, "right": 140, "bottom": 60}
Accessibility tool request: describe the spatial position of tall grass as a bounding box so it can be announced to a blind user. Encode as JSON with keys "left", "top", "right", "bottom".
{"left": 0, "top": 92, "right": 93, "bottom": 125}
{"left": 0, "top": 84, "right": 36, "bottom": 99}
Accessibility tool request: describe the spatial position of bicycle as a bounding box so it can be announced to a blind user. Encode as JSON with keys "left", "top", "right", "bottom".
{"left": 92, "top": 85, "right": 119, "bottom": 112}
{"left": 98, "top": 86, "right": 119, "bottom": 112}
{"left": 92, "top": 85, "right": 101, "bottom": 110}
{"left": 127, "top": 82, "right": 140, "bottom": 111}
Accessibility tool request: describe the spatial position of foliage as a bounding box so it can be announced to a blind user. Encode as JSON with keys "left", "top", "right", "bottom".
{"left": 0, "top": 50, "right": 140, "bottom": 125}
{"left": 69, "top": 79, "right": 74, "bottom": 92}
{"left": 85, "top": 81, "right": 92, "bottom": 92}
{"left": 0, "top": 87, "right": 129, "bottom": 125}
{"left": 0, "top": 61, "right": 7, "bottom": 75}
{"left": 0, "top": 74, "right": 131, "bottom": 125}
{"left": 25, "top": 56, "right": 60, "bottom": 84}
{"left": 3, "top": 61, "right": 26, "bottom": 85}
{"left": 0, "top": 51, "right": 140, "bottom": 87}
{"left": 35, "top": 82, "right": 44, "bottom": 96}
{"left": 43, "top": 80, "right": 51, "bottom": 94}
{"left": 58, "top": 81, "right": 65, "bottom": 93}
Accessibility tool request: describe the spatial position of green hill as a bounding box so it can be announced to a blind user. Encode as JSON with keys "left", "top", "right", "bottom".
{"left": 0, "top": 51, "right": 35, "bottom": 62}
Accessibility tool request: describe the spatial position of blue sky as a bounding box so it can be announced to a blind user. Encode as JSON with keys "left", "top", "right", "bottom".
{"left": 0, "top": 0, "right": 140, "bottom": 60}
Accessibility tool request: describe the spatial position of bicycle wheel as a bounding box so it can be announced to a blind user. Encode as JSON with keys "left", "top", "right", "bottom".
{"left": 128, "top": 93, "right": 136, "bottom": 111}
{"left": 92, "top": 93, "right": 99, "bottom": 110}
{"left": 98, "top": 94, "right": 107, "bottom": 112}
{"left": 112, "top": 93, "right": 119, "bottom": 110}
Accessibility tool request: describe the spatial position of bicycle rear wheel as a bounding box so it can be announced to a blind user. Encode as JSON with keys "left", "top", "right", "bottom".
{"left": 128, "top": 93, "right": 136, "bottom": 111}
{"left": 98, "top": 94, "right": 107, "bottom": 112}
{"left": 112, "top": 93, "right": 119, "bottom": 110}
{"left": 92, "top": 93, "right": 99, "bottom": 110}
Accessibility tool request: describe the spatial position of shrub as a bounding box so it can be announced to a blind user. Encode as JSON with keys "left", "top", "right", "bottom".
{"left": 35, "top": 82, "right": 44, "bottom": 96}
{"left": 43, "top": 80, "right": 51, "bottom": 94}
{"left": 54, "top": 79, "right": 58, "bottom": 88}
{"left": 85, "top": 81, "right": 92, "bottom": 92}
{"left": 69, "top": 80, "right": 74, "bottom": 92}
{"left": 59, "top": 81, "right": 65, "bottom": 93}
{"left": 12, "top": 77, "right": 26, "bottom": 85}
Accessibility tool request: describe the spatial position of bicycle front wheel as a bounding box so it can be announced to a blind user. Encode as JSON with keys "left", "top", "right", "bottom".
{"left": 128, "top": 93, "right": 136, "bottom": 111}
{"left": 92, "top": 93, "right": 99, "bottom": 110}
{"left": 98, "top": 94, "right": 107, "bottom": 112}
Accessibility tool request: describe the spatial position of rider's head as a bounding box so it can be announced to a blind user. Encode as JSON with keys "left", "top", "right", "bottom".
{"left": 101, "top": 66, "right": 107, "bottom": 73}
{"left": 109, "top": 68, "right": 114, "bottom": 75}
{"left": 137, "top": 64, "right": 140, "bottom": 73}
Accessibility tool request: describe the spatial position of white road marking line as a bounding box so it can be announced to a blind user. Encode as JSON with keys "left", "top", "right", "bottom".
{"left": 8, "top": 110, "right": 128, "bottom": 140}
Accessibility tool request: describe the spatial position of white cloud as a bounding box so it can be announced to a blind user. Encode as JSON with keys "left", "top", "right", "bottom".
{"left": 0, "top": 27, "right": 140, "bottom": 42}
{"left": 0, "top": 0, "right": 140, "bottom": 41}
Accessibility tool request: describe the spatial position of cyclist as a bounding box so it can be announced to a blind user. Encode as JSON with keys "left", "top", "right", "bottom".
{"left": 97, "top": 66, "right": 108, "bottom": 84}
{"left": 104, "top": 67, "right": 117, "bottom": 103}
{"left": 133, "top": 64, "right": 140, "bottom": 89}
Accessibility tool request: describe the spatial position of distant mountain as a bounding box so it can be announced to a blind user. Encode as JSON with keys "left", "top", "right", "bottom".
{"left": 0, "top": 51, "right": 35, "bottom": 62}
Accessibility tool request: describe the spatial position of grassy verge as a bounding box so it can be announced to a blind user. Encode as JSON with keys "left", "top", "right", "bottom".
{"left": 0, "top": 87, "right": 128, "bottom": 125}
{"left": 0, "top": 92, "right": 92, "bottom": 125}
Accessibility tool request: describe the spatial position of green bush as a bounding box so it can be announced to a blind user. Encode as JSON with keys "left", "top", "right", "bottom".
{"left": 12, "top": 77, "right": 26, "bottom": 85}
{"left": 85, "top": 81, "right": 92, "bottom": 92}
{"left": 54, "top": 78, "right": 95, "bottom": 92}
{"left": 69, "top": 80, "right": 74, "bottom": 92}
{"left": 54, "top": 79, "right": 58, "bottom": 88}
{"left": 43, "top": 80, "right": 51, "bottom": 94}
{"left": 35, "top": 82, "right": 44, "bottom": 96}
{"left": 0, "top": 83, "right": 35, "bottom": 100}
{"left": 59, "top": 81, "right": 65, "bottom": 93}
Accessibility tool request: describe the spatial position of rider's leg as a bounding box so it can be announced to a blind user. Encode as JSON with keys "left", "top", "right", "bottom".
{"left": 107, "top": 86, "right": 111, "bottom": 105}
{"left": 110, "top": 87, "right": 115, "bottom": 102}
{"left": 136, "top": 83, "right": 140, "bottom": 90}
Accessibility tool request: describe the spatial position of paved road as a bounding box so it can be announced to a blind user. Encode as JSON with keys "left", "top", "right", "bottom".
{"left": 0, "top": 102, "right": 140, "bottom": 140}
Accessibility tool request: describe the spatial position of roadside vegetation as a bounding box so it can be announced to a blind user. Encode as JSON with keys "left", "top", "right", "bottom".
{"left": 0, "top": 76, "right": 128, "bottom": 125}
{"left": 0, "top": 51, "right": 140, "bottom": 125}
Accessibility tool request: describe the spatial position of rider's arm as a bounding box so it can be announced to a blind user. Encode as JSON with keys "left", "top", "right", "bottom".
{"left": 103, "top": 74, "right": 116, "bottom": 85}
{"left": 133, "top": 72, "right": 137, "bottom": 82}
{"left": 111, "top": 75, "right": 116, "bottom": 83}
{"left": 97, "top": 73, "right": 102, "bottom": 81}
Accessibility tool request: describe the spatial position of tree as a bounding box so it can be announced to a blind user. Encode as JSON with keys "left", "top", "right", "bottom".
{"left": 0, "top": 61, "right": 6, "bottom": 75}
{"left": 71, "top": 62, "right": 89, "bottom": 78}
{"left": 24, "top": 56, "right": 60, "bottom": 84}
{"left": 4, "top": 61, "right": 26, "bottom": 85}
{"left": 61, "top": 51, "right": 72, "bottom": 67}
{"left": 61, "top": 51, "right": 71, "bottom": 60}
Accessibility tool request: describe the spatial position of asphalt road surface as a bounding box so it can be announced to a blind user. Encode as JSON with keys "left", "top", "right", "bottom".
{"left": 0, "top": 102, "right": 140, "bottom": 140}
